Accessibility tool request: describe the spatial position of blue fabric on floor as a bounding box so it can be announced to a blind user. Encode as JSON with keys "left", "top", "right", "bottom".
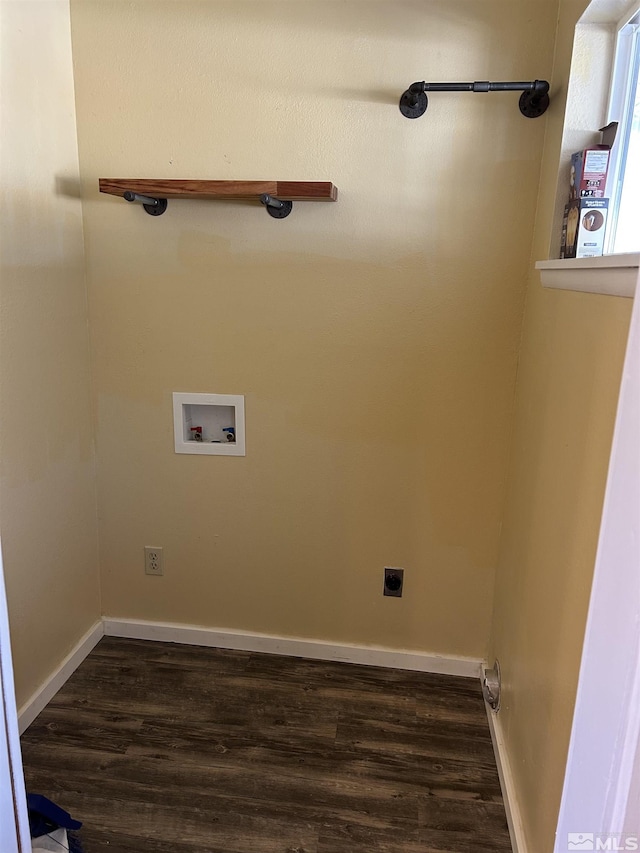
{"left": 27, "top": 793, "right": 84, "bottom": 852}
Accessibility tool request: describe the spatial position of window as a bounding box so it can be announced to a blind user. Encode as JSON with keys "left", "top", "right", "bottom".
{"left": 606, "top": 3, "right": 640, "bottom": 254}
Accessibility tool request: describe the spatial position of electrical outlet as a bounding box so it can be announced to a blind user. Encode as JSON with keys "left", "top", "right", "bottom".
{"left": 145, "top": 546, "right": 163, "bottom": 576}
{"left": 384, "top": 567, "right": 404, "bottom": 597}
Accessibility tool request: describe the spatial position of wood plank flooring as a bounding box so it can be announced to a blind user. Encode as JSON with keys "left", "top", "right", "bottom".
{"left": 20, "top": 637, "right": 512, "bottom": 853}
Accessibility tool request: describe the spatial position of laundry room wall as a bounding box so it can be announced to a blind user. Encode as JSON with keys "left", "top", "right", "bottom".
{"left": 0, "top": 0, "right": 101, "bottom": 707}
{"left": 70, "top": 0, "right": 558, "bottom": 657}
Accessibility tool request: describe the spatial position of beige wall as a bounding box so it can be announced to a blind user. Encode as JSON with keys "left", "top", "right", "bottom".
{"left": 0, "top": 0, "right": 101, "bottom": 707}
{"left": 488, "top": 1, "right": 633, "bottom": 850}
{"left": 2, "top": 5, "right": 630, "bottom": 844}
{"left": 69, "top": 0, "right": 558, "bottom": 656}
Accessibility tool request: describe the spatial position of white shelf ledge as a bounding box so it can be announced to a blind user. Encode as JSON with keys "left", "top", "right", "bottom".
{"left": 536, "top": 253, "right": 639, "bottom": 298}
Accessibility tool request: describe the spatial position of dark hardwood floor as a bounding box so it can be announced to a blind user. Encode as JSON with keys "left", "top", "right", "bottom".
{"left": 20, "top": 637, "right": 512, "bottom": 853}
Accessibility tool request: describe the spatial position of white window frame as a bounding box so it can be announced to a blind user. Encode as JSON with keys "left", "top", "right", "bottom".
{"left": 605, "top": 1, "right": 640, "bottom": 253}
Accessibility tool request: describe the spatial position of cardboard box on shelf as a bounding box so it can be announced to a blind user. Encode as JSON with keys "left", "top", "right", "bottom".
{"left": 561, "top": 198, "right": 609, "bottom": 259}
{"left": 569, "top": 122, "right": 618, "bottom": 199}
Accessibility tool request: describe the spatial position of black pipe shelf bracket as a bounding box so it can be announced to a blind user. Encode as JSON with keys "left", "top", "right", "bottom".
{"left": 123, "top": 190, "right": 168, "bottom": 216}
{"left": 260, "top": 194, "right": 293, "bottom": 219}
{"left": 123, "top": 189, "right": 294, "bottom": 219}
{"left": 399, "top": 79, "right": 550, "bottom": 119}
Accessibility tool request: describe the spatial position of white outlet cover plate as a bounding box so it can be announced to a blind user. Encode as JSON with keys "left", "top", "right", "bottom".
{"left": 173, "top": 392, "right": 246, "bottom": 456}
{"left": 144, "top": 546, "right": 163, "bottom": 576}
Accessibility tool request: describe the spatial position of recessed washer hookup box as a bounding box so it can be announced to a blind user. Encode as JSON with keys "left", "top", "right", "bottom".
{"left": 561, "top": 198, "right": 609, "bottom": 259}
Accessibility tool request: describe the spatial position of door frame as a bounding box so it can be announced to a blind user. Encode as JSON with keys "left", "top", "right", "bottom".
{"left": 554, "top": 279, "right": 640, "bottom": 851}
{"left": 0, "top": 544, "right": 31, "bottom": 853}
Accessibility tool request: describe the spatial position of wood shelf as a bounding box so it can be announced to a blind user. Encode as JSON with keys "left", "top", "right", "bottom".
{"left": 99, "top": 179, "right": 338, "bottom": 202}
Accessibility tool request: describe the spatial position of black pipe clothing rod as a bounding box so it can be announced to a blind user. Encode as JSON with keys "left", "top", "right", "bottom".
{"left": 400, "top": 79, "right": 550, "bottom": 119}
{"left": 409, "top": 80, "right": 549, "bottom": 96}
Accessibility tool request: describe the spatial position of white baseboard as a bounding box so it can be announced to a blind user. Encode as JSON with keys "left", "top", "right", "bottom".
{"left": 103, "top": 618, "right": 483, "bottom": 678}
{"left": 486, "top": 705, "right": 527, "bottom": 853}
{"left": 18, "top": 620, "right": 104, "bottom": 734}
{"left": 16, "top": 617, "right": 482, "bottom": 735}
